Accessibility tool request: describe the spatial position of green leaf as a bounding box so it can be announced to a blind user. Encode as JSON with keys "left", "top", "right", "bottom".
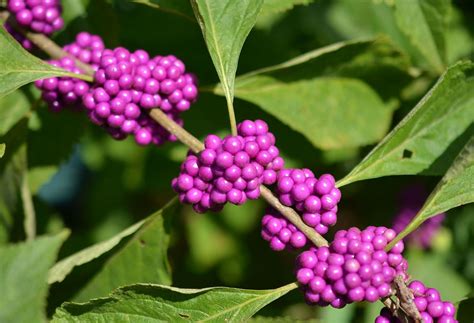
{"left": 219, "top": 38, "right": 411, "bottom": 150}
{"left": 53, "top": 282, "right": 298, "bottom": 322}
{"left": 0, "top": 90, "right": 30, "bottom": 136}
{"left": 0, "top": 26, "right": 91, "bottom": 99}
{"left": 0, "top": 231, "right": 68, "bottom": 323}
{"left": 73, "top": 200, "right": 176, "bottom": 301}
{"left": 48, "top": 220, "right": 146, "bottom": 284}
{"left": 260, "top": 0, "right": 313, "bottom": 15}
{"left": 191, "top": 0, "right": 264, "bottom": 118}
{"left": 132, "top": 0, "right": 195, "bottom": 21}
{"left": 393, "top": 0, "right": 450, "bottom": 73}
{"left": 0, "top": 144, "right": 4, "bottom": 158}
{"left": 389, "top": 137, "right": 474, "bottom": 246}
{"left": 338, "top": 61, "right": 474, "bottom": 186}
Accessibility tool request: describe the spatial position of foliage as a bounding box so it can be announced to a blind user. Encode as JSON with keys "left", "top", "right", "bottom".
{"left": 0, "top": 0, "right": 473, "bottom": 322}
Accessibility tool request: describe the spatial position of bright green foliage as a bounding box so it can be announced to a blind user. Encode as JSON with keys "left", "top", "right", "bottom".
{"left": 224, "top": 38, "right": 410, "bottom": 150}
{"left": 0, "top": 232, "right": 68, "bottom": 323}
{"left": 339, "top": 61, "right": 474, "bottom": 186}
{"left": 0, "top": 27, "right": 90, "bottom": 99}
{"left": 192, "top": 0, "right": 264, "bottom": 115}
{"left": 53, "top": 282, "right": 298, "bottom": 322}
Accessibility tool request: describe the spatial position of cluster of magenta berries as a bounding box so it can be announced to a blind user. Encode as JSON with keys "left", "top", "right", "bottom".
{"left": 35, "top": 57, "right": 90, "bottom": 112}
{"left": 393, "top": 184, "right": 445, "bottom": 249}
{"left": 34, "top": 32, "right": 105, "bottom": 112}
{"left": 261, "top": 207, "right": 308, "bottom": 251}
{"left": 6, "top": 0, "right": 64, "bottom": 50}
{"left": 63, "top": 32, "right": 106, "bottom": 70}
{"left": 295, "top": 226, "right": 407, "bottom": 308}
{"left": 82, "top": 47, "right": 198, "bottom": 145}
{"left": 376, "top": 281, "right": 457, "bottom": 323}
{"left": 172, "top": 119, "right": 284, "bottom": 213}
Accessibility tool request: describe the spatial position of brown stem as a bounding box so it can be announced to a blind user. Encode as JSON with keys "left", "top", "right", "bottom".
{"left": 3, "top": 18, "right": 418, "bottom": 322}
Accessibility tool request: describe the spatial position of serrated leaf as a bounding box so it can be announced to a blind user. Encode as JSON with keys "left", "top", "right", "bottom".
{"left": 0, "top": 90, "right": 30, "bottom": 136}
{"left": 53, "top": 282, "right": 298, "bottom": 322}
{"left": 73, "top": 200, "right": 176, "bottom": 301}
{"left": 261, "top": 0, "right": 313, "bottom": 15}
{"left": 393, "top": 0, "right": 450, "bottom": 73}
{"left": 390, "top": 137, "right": 474, "bottom": 245}
{"left": 0, "top": 231, "right": 68, "bottom": 323}
{"left": 0, "top": 26, "right": 90, "bottom": 99}
{"left": 132, "top": 0, "right": 195, "bottom": 21}
{"left": 192, "top": 0, "right": 264, "bottom": 116}
{"left": 218, "top": 38, "right": 411, "bottom": 150}
{"left": 338, "top": 61, "right": 474, "bottom": 186}
{"left": 0, "top": 144, "right": 4, "bottom": 158}
{"left": 48, "top": 220, "right": 146, "bottom": 284}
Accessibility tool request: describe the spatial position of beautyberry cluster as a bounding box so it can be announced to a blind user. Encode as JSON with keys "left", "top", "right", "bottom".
{"left": 35, "top": 57, "right": 90, "bottom": 112}
{"left": 261, "top": 207, "right": 308, "bottom": 251}
{"left": 172, "top": 119, "right": 284, "bottom": 213}
{"left": 393, "top": 184, "right": 445, "bottom": 249}
{"left": 295, "top": 226, "right": 407, "bottom": 308}
{"left": 82, "top": 47, "right": 198, "bottom": 145}
{"left": 6, "top": 0, "right": 64, "bottom": 50}
{"left": 375, "top": 281, "right": 457, "bottom": 323}
{"left": 34, "top": 32, "right": 105, "bottom": 112}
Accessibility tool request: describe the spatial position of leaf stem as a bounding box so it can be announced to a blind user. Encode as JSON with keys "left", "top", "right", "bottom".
{"left": 225, "top": 95, "right": 238, "bottom": 136}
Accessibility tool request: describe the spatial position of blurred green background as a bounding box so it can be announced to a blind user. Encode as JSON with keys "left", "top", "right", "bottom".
{"left": 1, "top": 0, "right": 474, "bottom": 321}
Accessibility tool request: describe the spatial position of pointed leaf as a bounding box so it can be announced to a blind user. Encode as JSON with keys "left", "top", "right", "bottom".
{"left": 393, "top": 0, "right": 450, "bottom": 73}
{"left": 48, "top": 220, "right": 146, "bottom": 284}
{"left": 53, "top": 282, "right": 298, "bottom": 322}
{"left": 220, "top": 39, "right": 411, "bottom": 150}
{"left": 192, "top": 0, "right": 264, "bottom": 106}
{"left": 338, "top": 61, "right": 474, "bottom": 186}
{"left": 0, "top": 26, "right": 90, "bottom": 98}
{"left": 389, "top": 137, "right": 474, "bottom": 246}
{"left": 0, "top": 231, "right": 68, "bottom": 323}
{"left": 73, "top": 200, "right": 176, "bottom": 301}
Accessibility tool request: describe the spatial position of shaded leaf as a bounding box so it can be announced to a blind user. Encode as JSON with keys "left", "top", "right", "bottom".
{"left": 192, "top": 0, "right": 264, "bottom": 113}
{"left": 132, "top": 0, "right": 195, "bottom": 21}
{"left": 53, "top": 282, "right": 298, "bottom": 322}
{"left": 0, "top": 26, "right": 90, "bottom": 98}
{"left": 338, "top": 61, "right": 474, "bottom": 186}
{"left": 457, "top": 295, "right": 474, "bottom": 322}
{"left": 393, "top": 0, "right": 450, "bottom": 73}
{"left": 219, "top": 38, "right": 411, "bottom": 150}
{"left": 390, "top": 137, "right": 474, "bottom": 245}
{"left": 73, "top": 200, "right": 176, "bottom": 301}
{"left": 0, "top": 144, "right": 4, "bottom": 158}
{"left": 0, "top": 90, "right": 30, "bottom": 136}
{"left": 0, "top": 231, "right": 68, "bottom": 323}
{"left": 48, "top": 220, "right": 146, "bottom": 284}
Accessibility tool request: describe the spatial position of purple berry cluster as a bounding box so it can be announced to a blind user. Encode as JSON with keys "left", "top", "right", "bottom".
{"left": 376, "top": 281, "right": 457, "bottom": 323}
{"left": 295, "top": 226, "right": 407, "bottom": 308}
{"left": 6, "top": 0, "right": 64, "bottom": 50}
{"left": 35, "top": 57, "right": 90, "bottom": 112}
{"left": 82, "top": 47, "right": 198, "bottom": 145}
{"left": 261, "top": 207, "right": 307, "bottom": 251}
{"left": 34, "top": 32, "right": 105, "bottom": 112}
{"left": 276, "top": 169, "right": 341, "bottom": 235}
{"left": 63, "top": 31, "right": 105, "bottom": 70}
{"left": 172, "top": 119, "right": 284, "bottom": 213}
{"left": 393, "top": 184, "right": 445, "bottom": 249}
